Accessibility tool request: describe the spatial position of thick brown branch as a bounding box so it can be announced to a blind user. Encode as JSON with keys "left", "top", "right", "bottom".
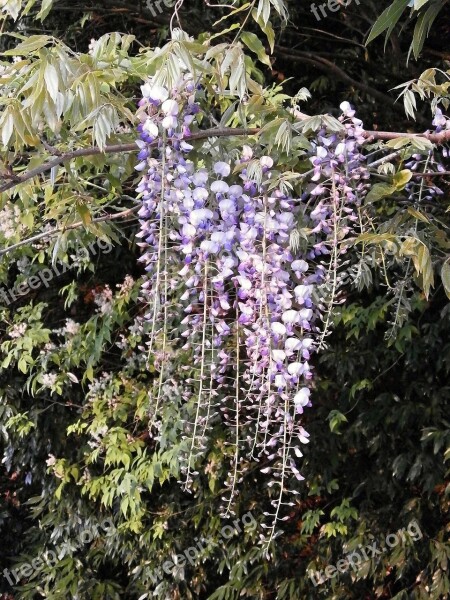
{"left": 1, "top": 126, "right": 449, "bottom": 200}
{"left": 364, "top": 129, "right": 450, "bottom": 144}
{"left": 0, "top": 128, "right": 259, "bottom": 195}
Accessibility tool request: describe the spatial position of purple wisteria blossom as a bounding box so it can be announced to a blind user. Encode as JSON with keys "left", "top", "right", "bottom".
{"left": 135, "top": 78, "right": 372, "bottom": 530}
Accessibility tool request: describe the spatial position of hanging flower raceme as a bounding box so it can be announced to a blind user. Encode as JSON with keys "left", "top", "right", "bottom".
{"left": 135, "top": 74, "right": 201, "bottom": 346}
{"left": 135, "top": 78, "right": 369, "bottom": 541}
{"left": 306, "top": 101, "right": 368, "bottom": 253}
{"left": 299, "top": 102, "right": 371, "bottom": 348}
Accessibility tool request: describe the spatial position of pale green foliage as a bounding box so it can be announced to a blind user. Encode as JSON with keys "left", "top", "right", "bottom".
{"left": 393, "top": 67, "right": 450, "bottom": 119}
{"left": 1, "top": 0, "right": 54, "bottom": 21}
{"left": 0, "top": 33, "right": 135, "bottom": 151}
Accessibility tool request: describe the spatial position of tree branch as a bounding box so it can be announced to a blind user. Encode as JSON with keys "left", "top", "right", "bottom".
{"left": 0, "top": 143, "right": 137, "bottom": 195}
{"left": 364, "top": 129, "right": 450, "bottom": 144}
{"left": 0, "top": 128, "right": 260, "bottom": 195}
{"left": 1, "top": 126, "right": 448, "bottom": 200}
{"left": 412, "top": 171, "right": 450, "bottom": 178}
{"left": 275, "top": 46, "right": 423, "bottom": 124}
{"left": 0, "top": 205, "right": 140, "bottom": 258}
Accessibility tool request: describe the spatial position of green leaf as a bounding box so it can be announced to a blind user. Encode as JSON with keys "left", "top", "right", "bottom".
{"left": 366, "top": 0, "right": 411, "bottom": 46}
{"left": 44, "top": 63, "right": 59, "bottom": 102}
{"left": 208, "top": 23, "right": 240, "bottom": 43}
{"left": 76, "top": 202, "right": 92, "bottom": 226}
{"left": 18, "top": 356, "right": 28, "bottom": 373}
{"left": 298, "top": 115, "right": 323, "bottom": 134}
{"left": 0, "top": 109, "right": 14, "bottom": 147}
{"left": 410, "top": 136, "right": 434, "bottom": 152}
{"left": 213, "top": 2, "right": 251, "bottom": 27}
{"left": 403, "top": 89, "right": 417, "bottom": 120}
{"left": 251, "top": 9, "right": 275, "bottom": 52}
{"left": 441, "top": 259, "right": 450, "bottom": 299}
{"left": 37, "top": 0, "right": 54, "bottom": 20}
{"left": 400, "top": 237, "right": 434, "bottom": 298}
{"left": 241, "top": 31, "right": 272, "bottom": 68}
{"left": 393, "top": 169, "right": 413, "bottom": 190}
{"left": 411, "top": 3, "right": 442, "bottom": 59}
{"left": 2, "top": 34, "right": 51, "bottom": 55}
{"left": 365, "top": 182, "right": 397, "bottom": 203}
{"left": 407, "top": 207, "right": 430, "bottom": 223}
{"left": 414, "top": 0, "right": 430, "bottom": 9}
{"left": 356, "top": 232, "right": 398, "bottom": 244}
{"left": 22, "top": 211, "right": 34, "bottom": 229}
{"left": 385, "top": 137, "right": 416, "bottom": 149}
{"left": 400, "top": 236, "right": 420, "bottom": 258}
{"left": 256, "top": 0, "right": 271, "bottom": 25}
{"left": 417, "top": 243, "right": 434, "bottom": 298}
{"left": 0, "top": 0, "right": 21, "bottom": 20}
{"left": 327, "top": 410, "right": 348, "bottom": 435}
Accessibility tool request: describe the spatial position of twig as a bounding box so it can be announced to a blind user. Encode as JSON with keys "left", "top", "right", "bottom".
{"left": 369, "top": 151, "right": 404, "bottom": 169}
{"left": 0, "top": 143, "right": 137, "bottom": 195}
{"left": 412, "top": 171, "right": 450, "bottom": 178}
{"left": 0, "top": 205, "right": 140, "bottom": 258}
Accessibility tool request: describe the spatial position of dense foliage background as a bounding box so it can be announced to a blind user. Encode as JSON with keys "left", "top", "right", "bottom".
{"left": 0, "top": 1, "right": 449, "bottom": 599}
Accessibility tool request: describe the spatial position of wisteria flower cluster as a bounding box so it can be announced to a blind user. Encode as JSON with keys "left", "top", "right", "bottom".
{"left": 306, "top": 102, "right": 368, "bottom": 249}
{"left": 135, "top": 78, "right": 370, "bottom": 538}
{"left": 299, "top": 102, "right": 371, "bottom": 347}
